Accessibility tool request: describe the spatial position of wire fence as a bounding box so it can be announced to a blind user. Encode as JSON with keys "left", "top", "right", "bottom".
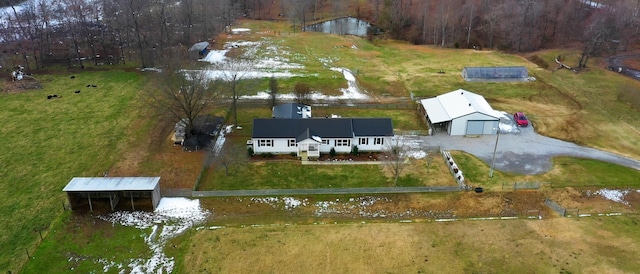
{"left": 544, "top": 198, "right": 566, "bottom": 217}
{"left": 236, "top": 99, "right": 416, "bottom": 109}
{"left": 502, "top": 182, "right": 542, "bottom": 190}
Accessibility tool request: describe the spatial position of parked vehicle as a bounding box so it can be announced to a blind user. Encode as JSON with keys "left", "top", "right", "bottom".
{"left": 513, "top": 112, "right": 529, "bottom": 127}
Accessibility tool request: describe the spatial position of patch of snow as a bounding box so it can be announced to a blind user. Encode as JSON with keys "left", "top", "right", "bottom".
{"left": 140, "top": 68, "right": 163, "bottom": 73}
{"left": 232, "top": 28, "right": 251, "bottom": 34}
{"left": 351, "top": 44, "right": 358, "bottom": 50}
{"left": 201, "top": 49, "right": 229, "bottom": 63}
{"left": 212, "top": 125, "right": 233, "bottom": 156}
{"left": 328, "top": 67, "right": 369, "bottom": 99}
{"left": 250, "top": 197, "right": 309, "bottom": 210}
{"left": 406, "top": 150, "right": 426, "bottom": 159}
{"left": 86, "top": 198, "right": 210, "bottom": 273}
{"left": 494, "top": 111, "right": 520, "bottom": 134}
{"left": 594, "top": 189, "right": 630, "bottom": 205}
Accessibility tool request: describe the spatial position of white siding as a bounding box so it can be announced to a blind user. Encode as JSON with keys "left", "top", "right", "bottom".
{"left": 355, "top": 136, "right": 390, "bottom": 152}
{"left": 253, "top": 138, "right": 297, "bottom": 154}
{"left": 254, "top": 137, "right": 390, "bottom": 154}
{"left": 450, "top": 112, "right": 499, "bottom": 136}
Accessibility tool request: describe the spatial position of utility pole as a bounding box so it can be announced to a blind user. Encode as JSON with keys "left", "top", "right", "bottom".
{"left": 489, "top": 128, "right": 500, "bottom": 178}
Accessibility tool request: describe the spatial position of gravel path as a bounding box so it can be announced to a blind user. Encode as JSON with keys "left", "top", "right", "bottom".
{"left": 420, "top": 125, "right": 640, "bottom": 175}
{"left": 608, "top": 54, "right": 640, "bottom": 80}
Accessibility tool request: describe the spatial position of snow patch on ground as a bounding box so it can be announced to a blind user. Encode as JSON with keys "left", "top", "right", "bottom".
{"left": 197, "top": 39, "right": 369, "bottom": 100}
{"left": 406, "top": 150, "right": 426, "bottom": 159}
{"left": 212, "top": 125, "right": 234, "bottom": 156}
{"left": 84, "top": 198, "right": 210, "bottom": 273}
{"left": 231, "top": 28, "right": 251, "bottom": 34}
{"left": 494, "top": 111, "right": 520, "bottom": 133}
{"left": 251, "top": 197, "right": 309, "bottom": 210}
{"left": 237, "top": 196, "right": 453, "bottom": 219}
{"left": 593, "top": 189, "right": 630, "bottom": 205}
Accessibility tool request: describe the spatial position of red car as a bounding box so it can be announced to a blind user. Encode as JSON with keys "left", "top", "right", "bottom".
{"left": 513, "top": 112, "right": 529, "bottom": 127}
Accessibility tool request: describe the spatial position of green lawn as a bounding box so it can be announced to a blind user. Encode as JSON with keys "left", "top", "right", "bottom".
{"left": 0, "top": 69, "right": 145, "bottom": 272}
{"left": 199, "top": 161, "right": 401, "bottom": 190}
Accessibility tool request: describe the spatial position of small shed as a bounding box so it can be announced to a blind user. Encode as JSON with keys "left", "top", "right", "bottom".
{"left": 63, "top": 177, "right": 161, "bottom": 211}
{"left": 188, "top": 41, "right": 210, "bottom": 59}
{"left": 462, "top": 66, "right": 528, "bottom": 82}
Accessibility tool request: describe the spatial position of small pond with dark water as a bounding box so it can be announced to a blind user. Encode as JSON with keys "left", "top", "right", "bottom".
{"left": 303, "top": 17, "right": 377, "bottom": 37}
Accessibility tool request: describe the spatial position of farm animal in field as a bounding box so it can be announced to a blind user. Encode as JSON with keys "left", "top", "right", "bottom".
{"left": 11, "top": 70, "right": 24, "bottom": 81}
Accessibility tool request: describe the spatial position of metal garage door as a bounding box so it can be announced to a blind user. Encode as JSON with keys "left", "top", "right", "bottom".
{"left": 466, "top": 121, "right": 484, "bottom": 135}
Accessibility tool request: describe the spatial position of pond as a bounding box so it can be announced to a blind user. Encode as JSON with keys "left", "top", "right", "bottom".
{"left": 303, "top": 17, "right": 377, "bottom": 37}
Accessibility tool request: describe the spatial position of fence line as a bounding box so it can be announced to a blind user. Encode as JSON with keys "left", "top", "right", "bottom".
{"left": 191, "top": 186, "right": 462, "bottom": 197}
{"left": 235, "top": 100, "right": 415, "bottom": 109}
{"left": 162, "top": 188, "right": 193, "bottom": 197}
{"left": 544, "top": 198, "right": 566, "bottom": 217}
{"left": 441, "top": 150, "right": 469, "bottom": 190}
{"left": 502, "top": 182, "right": 542, "bottom": 190}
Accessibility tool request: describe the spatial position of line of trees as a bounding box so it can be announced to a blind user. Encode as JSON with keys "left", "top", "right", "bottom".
{"left": 0, "top": 0, "right": 246, "bottom": 70}
{"left": 1, "top": 0, "right": 639, "bottom": 71}
{"left": 266, "top": 0, "right": 640, "bottom": 57}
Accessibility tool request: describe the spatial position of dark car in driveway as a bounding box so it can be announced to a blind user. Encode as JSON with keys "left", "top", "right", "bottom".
{"left": 513, "top": 112, "right": 529, "bottom": 127}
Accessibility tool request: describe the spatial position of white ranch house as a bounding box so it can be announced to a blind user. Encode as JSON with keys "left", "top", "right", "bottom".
{"left": 251, "top": 118, "right": 394, "bottom": 159}
{"left": 419, "top": 89, "right": 499, "bottom": 136}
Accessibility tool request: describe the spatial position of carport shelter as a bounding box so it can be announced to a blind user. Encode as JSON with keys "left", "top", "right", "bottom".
{"left": 419, "top": 89, "right": 499, "bottom": 135}
{"left": 63, "top": 177, "right": 161, "bottom": 211}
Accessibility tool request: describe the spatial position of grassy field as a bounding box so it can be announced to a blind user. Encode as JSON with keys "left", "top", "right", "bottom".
{"left": 178, "top": 216, "right": 640, "bottom": 273}
{"left": 8, "top": 18, "right": 640, "bottom": 273}
{"left": 0, "top": 68, "right": 146, "bottom": 272}
{"left": 22, "top": 212, "right": 150, "bottom": 273}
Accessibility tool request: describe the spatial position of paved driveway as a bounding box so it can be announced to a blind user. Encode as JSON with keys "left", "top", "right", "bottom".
{"left": 407, "top": 125, "right": 640, "bottom": 175}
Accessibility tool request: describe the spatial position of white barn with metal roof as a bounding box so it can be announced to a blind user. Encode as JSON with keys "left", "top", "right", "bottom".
{"left": 418, "top": 89, "right": 499, "bottom": 135}
{"left": 63, "top": 177, "right": 161, "bottom": 211}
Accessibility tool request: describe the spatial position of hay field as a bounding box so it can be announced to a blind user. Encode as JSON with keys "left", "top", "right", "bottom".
{"left": 179, "top": 216, "right": 640, "bottom": 273}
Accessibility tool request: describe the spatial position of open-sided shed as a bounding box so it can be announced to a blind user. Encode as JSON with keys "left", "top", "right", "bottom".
{"left": 63, "top": 177, "right": 161, "bottom": 211}
{"left": 462, "top": 66, "right": 528, "bottom": 82}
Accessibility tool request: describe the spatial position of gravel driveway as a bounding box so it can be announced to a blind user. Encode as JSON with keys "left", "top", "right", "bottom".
{"left": 409, "top": 124, "right": 640, "bottom": 175}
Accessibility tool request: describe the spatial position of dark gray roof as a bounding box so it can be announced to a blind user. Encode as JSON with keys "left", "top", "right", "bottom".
{"left": 63, "top": 177, "right": 160, "bottom": 192}
{"left": 272, "top": 103, "right": 310, "bottom": 119}
{"left": 252, "top": 118, "right": 393, "bottom": 139}
{"left": 189, "top": 41, "right": 209, "bottom": 52}
{"left": 352, "top": 118, "right": 394, "bottom": 136}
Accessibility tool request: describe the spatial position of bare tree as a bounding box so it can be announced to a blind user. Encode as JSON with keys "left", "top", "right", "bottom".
{"left": 146, "top": 69, "right": 223, "bottom": 139}
{"left": 120, "top": 0, "right": 151, "bottom": 67}
{"left": 463, "top": 0, "right": 476, "bottom": 46}
{"left": 211, "top": 142, "right": 246, "bottom": 176}
{"left": 577, "top": 12, "right": 618, "bottom": 69}
{"left": 269, "top": 76, "right": 278, "bottom": 108}
{"left": 294, "top": 82, "right": 311, "bottom": 104}
{"left": 380, "top": 136, "right": 409, "bottom": 187}
{"left": 212, "top": 57, "right": 253, "bottom": 127}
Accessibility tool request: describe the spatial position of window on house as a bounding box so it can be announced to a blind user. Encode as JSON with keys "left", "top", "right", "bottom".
{"left": 258, "top": 139, "right": 273, "bottom": 147}
{"left": 374, "top": 137, "right": 384, "bottom": 145}
{"left": 335, "top": 139, "right": 351, "bottom": 146}
{"left": 322, "top": 139, "right": 330, "bottom": 145}
{"left": 359, "top": 138, "right": 369, "bottom": 145}
{"left": 288, "top": 139, "right": 297, "bottom": 147}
